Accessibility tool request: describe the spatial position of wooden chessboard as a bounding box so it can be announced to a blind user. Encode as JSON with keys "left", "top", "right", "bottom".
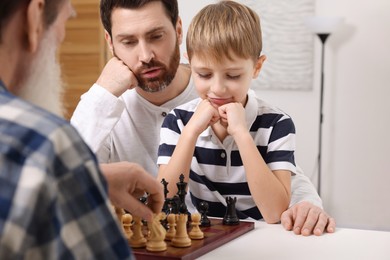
{"left": 132, "top": 217, "right": 255, "bottom": 260}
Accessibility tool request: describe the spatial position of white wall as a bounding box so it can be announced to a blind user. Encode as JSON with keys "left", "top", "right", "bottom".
{"left": 178, "top": 0, "right": 390, "bottom": 231}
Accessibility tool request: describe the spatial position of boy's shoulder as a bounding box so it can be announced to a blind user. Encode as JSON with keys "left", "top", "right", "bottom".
{"left": 250, "top": 90, "right": 291, "bottom": 119}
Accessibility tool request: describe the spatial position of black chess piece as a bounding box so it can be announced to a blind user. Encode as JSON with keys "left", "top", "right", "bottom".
{"left": 176, "top": 174, "right": 188, "bottom": 214}
{"left": 223, "top": 196, "right": 239, "bottom": 225}
{"left": 161, "top": 178, "right": 169, "bottom": 199}
{"left": 176, "top": 174, "right": 187, "bottom": 204}
{"left": 176, "top": 174, "right": 192, "bottom": 224}
{"left": 168, "top": 196, "right": 181, "bottom": 214}
{"left": 139, "top": 195, "right": 147, "bottom": 205}
{"left": 161, "top": 178, "right": 170, "bottom": 214}
{"left": 139, "top": 195, "right": 148, "bottom": 225}
{"left": 197, "top": 201, "right": 211, "bottom": 227}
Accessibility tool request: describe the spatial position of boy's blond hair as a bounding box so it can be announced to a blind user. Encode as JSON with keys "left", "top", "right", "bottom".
{"left": 186, "top": 0, "right": 262, "bottom": 64}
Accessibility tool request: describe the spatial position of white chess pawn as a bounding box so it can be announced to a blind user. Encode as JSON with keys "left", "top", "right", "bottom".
{"left": 189, "top": 213, "right": 204, "bottom": 239}
{"left": 129, "top": 215, "right": 147, "bottom": 248}
{"left": 122, "top": 213, "right": 133, "bottom": 242}
{"left": 165, "top": 213, "right": 176, "bottom": 241}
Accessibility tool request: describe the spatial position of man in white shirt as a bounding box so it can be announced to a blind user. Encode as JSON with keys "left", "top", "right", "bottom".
{"left": 71, "top": 0, "right": 335, "bottom": 236}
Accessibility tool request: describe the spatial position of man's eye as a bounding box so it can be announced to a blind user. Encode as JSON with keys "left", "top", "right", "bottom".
{"left": 151, "top": 34, "right": 163, "bottom": 40}
{"left": 122, "top": 40, "right": 136, "bottom": 46}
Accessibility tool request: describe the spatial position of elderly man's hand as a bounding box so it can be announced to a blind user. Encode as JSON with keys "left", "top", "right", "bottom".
{"left": 100, "top": 162, "right": 164, "bottom": 222}
{"left": 281, "top": 201, "right": 336, "bottom": 236}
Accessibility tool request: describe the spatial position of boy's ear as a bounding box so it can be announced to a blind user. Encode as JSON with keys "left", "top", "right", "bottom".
{"left": 253, "top": 55, "right": 267, "bottom": 78}
{"left": 104, "top": 30, "right": 114, "bottom": 56}
{"left": 26, "top": 0, "right": 45, "bottom": 53}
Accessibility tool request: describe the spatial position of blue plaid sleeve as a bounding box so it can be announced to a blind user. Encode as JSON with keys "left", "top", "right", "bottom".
{"left": 0, "top": 90, "right": 133, "bottom": 259}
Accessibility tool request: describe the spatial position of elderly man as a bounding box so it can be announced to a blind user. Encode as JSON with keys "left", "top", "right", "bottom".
{"left": 71, "top": 0, "right": 335, "bottom": 236}
{"left": 0, "top": 0, "right": 163, "bottom": 258}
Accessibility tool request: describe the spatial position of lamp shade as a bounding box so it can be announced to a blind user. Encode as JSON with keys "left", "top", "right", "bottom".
{"left": 304, "top": 16, "right": 343, "bottom": 34}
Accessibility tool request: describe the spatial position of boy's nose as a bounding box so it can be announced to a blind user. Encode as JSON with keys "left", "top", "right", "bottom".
{"left": 210, "top": 77, "right": 226, "bottom": 95}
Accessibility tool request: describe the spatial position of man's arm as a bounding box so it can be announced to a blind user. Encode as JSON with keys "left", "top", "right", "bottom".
{"left": 70, "top": 84, "right": 125, "bottom": 154}
{"left": 70, "top": 57, "right": 137, "bottom": 157}
{"left": 282, "top": 166, "right": 336, "bottom": 235}
{"left": 290, "top": 166, "right": 322, "bottom": 208}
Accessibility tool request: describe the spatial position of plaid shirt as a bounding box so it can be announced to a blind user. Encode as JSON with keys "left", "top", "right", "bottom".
{"left": 0, "top": 81, "right": 132, "bottom": 259}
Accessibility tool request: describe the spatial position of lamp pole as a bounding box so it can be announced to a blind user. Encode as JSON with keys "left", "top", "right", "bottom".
{"left": 316, "top": 33, "right": 330, "bottom": 196}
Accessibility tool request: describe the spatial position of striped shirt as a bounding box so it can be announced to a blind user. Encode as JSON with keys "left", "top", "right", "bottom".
{"left": 0, "top": 81, "right": 132, "bottom": 259}
{"left": 158, "top": 90, "right": 297, "bottom": 220}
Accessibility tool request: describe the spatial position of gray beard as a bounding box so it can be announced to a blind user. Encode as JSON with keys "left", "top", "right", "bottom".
{"left": 16, "top": 32, "right": 65, "bottom": 117}
{"left": 138, "top": 81, "right": 169, "bottom": 93}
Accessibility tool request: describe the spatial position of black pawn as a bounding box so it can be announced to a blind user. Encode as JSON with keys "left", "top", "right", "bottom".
{"left": 198, "top": 201, "right": 211, "bottom": 227}
{"left": 223, "top": 196, "right": 239, "bottom": 225}
{"left": 161, "top": 178, "right": 170, "bottom": 214}
{"left": 139, "top": 196, "right": 148, "bottom": 226}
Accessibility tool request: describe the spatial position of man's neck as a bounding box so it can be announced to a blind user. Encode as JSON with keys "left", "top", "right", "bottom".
{"left": 0, "top": 44, "right": 14, "bottom": 90}
{"left": 135, "top": 64, "right": 191, "bottom": 106}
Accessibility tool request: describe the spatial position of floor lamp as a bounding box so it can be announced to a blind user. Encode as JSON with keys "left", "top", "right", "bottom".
{"left": 305, "top": 16, "right": 342, "bottom": 196}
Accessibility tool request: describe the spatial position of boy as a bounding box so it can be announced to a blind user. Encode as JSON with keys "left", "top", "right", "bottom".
{"left": 157, "top": 0, "right": 294, "bottom": 224}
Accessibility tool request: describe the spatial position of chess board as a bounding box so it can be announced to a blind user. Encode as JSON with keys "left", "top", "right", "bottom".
{"left": 132, "top": 217, "right": 255, "bottom": 260}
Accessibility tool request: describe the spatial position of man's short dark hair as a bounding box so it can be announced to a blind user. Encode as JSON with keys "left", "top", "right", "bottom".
{"left": 100, "top": 0, "right": 179, "bottom": 36}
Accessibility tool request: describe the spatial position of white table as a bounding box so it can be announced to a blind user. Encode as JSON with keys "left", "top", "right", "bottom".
{"left": 198, "top": 221, "right": 390, "bottom": 260}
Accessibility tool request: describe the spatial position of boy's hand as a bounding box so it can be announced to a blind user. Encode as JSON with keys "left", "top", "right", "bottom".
{"left": 188, "top": 99, "right": 220, "bottom": 135}
{"left": 218, "top": 102, "right": 247, "bottom": 136}
{"left": 96, "top": 57, "right": 138, "bottom": 97}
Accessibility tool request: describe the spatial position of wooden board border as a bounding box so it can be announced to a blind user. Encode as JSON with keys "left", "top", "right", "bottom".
{"left": 132, "top": 218, "right": 255, "bottom": 260}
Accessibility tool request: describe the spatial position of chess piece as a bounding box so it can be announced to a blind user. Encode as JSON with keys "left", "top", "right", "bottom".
{"left": 146, "top": 213, "right": 167, "bottom": 252}
{"left": 168, "top": 196, "right": 181, "bottom": 214}
{"left": 176, "top": 174, "right": 188, "bottom": 213}
{"left": 223, "top": 196, "right": 240, "bottom": 225}
{"left": 139, "top": 196, "right": 148, "bottom": 226}
{"left": 161, "top": 178, "right": 170, "bottom": 213}
{"left": 171, "top": 214, "right": 191, "bottom": 247}
{"left": 115, "top": 207, "right": 125, "bottom": 224}
{"left": 160, "top": 179, "right": 170, "bottom": 229}
{"left": 189, "top": 213, "right": 204, "bottom": 239}
{"left": 165, "top": 213, "right": 176, "bottom": 241}
{"left": 129, "top": 215, "right": 147, "bottom": 248}
{"left": 198, "top": 201, "right": 211, "bottom": 227}
{"left": 176, "top": 174, "right": 192, "bottom": 223}
{"left": 139, "top": 196, "right": 148, "bottom": 205}
{"left": 161, "top": 178, "right": 169, "bottom": 199}
{"left": 122, "top": 213, "right": 133, "bottom": 242}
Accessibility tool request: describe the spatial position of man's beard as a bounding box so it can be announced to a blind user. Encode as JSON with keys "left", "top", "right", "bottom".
{"left": 114, "top": 40, "right": 180, "bottom": 93}
{"left": 16, "top": 32, "right": 65, "bottom": 117}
